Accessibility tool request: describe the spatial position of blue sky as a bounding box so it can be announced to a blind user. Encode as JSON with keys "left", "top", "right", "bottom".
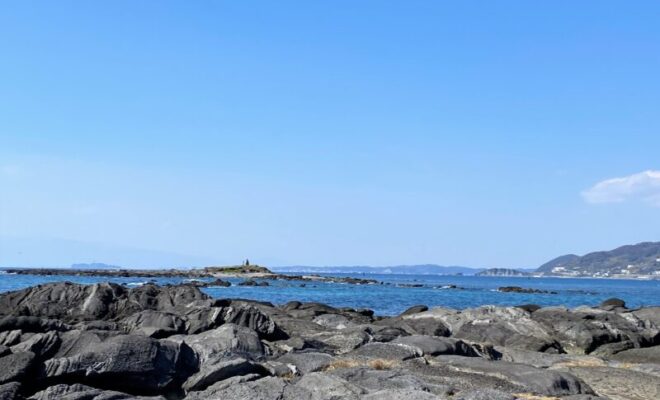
{"left": 1, "top": 1, "right": 659, "bottom": 268}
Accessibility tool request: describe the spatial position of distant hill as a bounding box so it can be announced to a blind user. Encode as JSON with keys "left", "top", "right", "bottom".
{"left": 271, "top": 264, "right": 483, "bottom": 275}
{"left": 537, "top": 242, "right": 660, "bottom": 277}
{"left": 476, "top": 268, "right": 530, "bottom": 277}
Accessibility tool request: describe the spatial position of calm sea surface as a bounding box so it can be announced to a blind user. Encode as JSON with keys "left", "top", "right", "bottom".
{"left": 1, "top": 272, "right": 659, "bottom": 315}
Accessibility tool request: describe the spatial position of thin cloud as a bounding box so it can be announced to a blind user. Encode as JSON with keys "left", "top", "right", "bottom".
{"left": 582, "top": 170, "right": 660, "bottom": 206}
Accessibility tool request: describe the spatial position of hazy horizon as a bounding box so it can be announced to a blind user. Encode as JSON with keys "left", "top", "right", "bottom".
{"left": 2, "top": 2, "right": 659, "bottom": 268}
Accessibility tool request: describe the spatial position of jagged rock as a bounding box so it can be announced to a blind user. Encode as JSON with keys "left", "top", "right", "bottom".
{"left": 0, "top": 282, "right": 209, "bottom": 323}
{"left": 0, "top": 382, "right": 21, "bottom": 400}
{"left": 121, "top": 310, "right": 186, "bottom": 338}
{"left": 27, "top": 383, "right": 166, "bottom": 399}
{"left": 391, "top": 335, "right": 481, "bottom": 357}
{"left": 41, "top": 334, "right": 197, "bottom": 394}
{"left": 0, "top": 351, "right": 35, "bottom": 384}
{"left": 169, "top": 324, "right": 267, "bottom": 392}
{"left": 532, "top": 306, "right": 658, "bottom": 354}
{"left": 0, "top": 316, "right": 67, "bottom": 333}
{"left": 407, "top": 306, "right": 559, "bottom": 352}
{"left": 0, "top": 330, "right": 21, "bottom": 346}
{"left": 632, "top": 306, "right": 660, "bottom": 328}
{"left": 183, "top": 357, "right": 265, "bottom": 392}
{"left": 221, "top": 305, "right": 282, "bottom": 339}
{"left": 11, "top": 331, "right": 60, "bottom": 359}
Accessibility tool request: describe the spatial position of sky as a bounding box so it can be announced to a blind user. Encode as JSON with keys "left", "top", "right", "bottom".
{"left": 1, "top": 1, "right": 659, "bottom": 268}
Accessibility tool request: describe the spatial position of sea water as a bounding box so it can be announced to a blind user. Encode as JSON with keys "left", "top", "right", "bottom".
{"left": 1, "top": 272, "right": 659, "bottom": 315}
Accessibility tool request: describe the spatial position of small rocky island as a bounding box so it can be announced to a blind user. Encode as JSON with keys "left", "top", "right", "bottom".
{"left": 0, "top": 282, "right": 658, "bottom": 399}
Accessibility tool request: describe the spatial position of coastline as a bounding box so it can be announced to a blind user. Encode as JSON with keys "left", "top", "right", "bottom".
{"left": 0, "top": 280, "right": 658, "bottom": 399}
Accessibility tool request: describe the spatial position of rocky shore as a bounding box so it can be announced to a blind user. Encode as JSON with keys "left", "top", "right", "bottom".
{"left": 1, "top": 267, "right": 379, "bottom": 286}
{"left": 0, "top": 282, "right": 658, "bottom": 400}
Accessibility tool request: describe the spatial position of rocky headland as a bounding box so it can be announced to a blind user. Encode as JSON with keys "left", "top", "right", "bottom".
{"left": 0, "top": 282, "right": 658, "bottom": 400}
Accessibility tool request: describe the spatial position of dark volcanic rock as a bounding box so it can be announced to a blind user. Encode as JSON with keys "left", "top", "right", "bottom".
{"left": 599, "top": 297, "right": 627, "bottom": 311}
{"left": 531, "top": 306, "right": 658, "bottom": 354}
{"left": 436, "top": 355, "right": 592, "bottom": 396}
{"left": 0, "top": 281, "right": 656, "bottom": 400}
{"left": 41, "top": 334, "right": 197, "bottom": 395}
{"left": 238, "top": 280, "right": 269, "bottom": 287}
{"left": 391, "top": 335, "right": 481, "bottom": 357}
{"left": 399, "top": 305, "right": 429, "bottom": 317}
{"left": 121, "top": 310, "right": 187, "bottom": 338}
{"left": 498, "top": 286, "right": 557, "bottom": 294}
{"left": 28, "top": 383, "right": 166, "bottom": 399}
{"left": 0, "top": 351, "right": 36, "bottom": 384}
{"left": 0, "top": 382, "right": 21, "bottom": 400}
{"left": 0, "top": 282, "right": 209, "bottom": 323}
{"left": 11, "top": 331, "right": 60, "bottom": 359}
{"left": 185, "top": 376, "right": 287, "bottom": 400}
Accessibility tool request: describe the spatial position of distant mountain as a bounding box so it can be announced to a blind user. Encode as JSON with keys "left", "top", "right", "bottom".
{"left": 476, "top": 268, "right": 530, "bottom": 277}
{"left": 537, "top": 242, "right": 660, "bottom": 277}
{"left": 271, "top": 264, "right": 483, "bottom": 275}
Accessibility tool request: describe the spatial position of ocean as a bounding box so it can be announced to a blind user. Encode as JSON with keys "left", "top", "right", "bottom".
{"left": 1, "top": 272, "right": 659, "bottom": 315}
